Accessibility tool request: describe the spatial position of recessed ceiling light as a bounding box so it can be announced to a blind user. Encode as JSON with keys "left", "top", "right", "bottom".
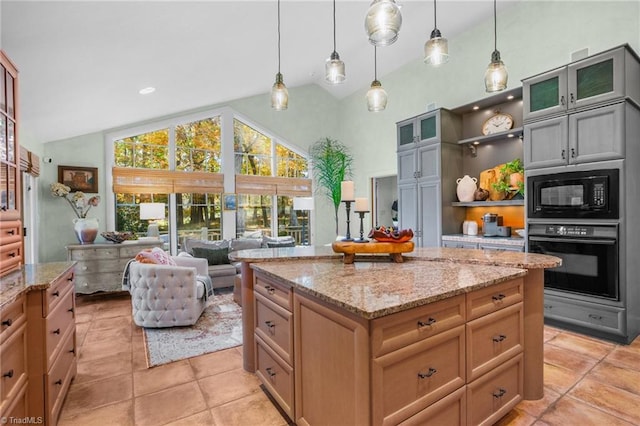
{"left": 507, "top": 95, "right": 514, "bottom": 100}
{"left": 473, "top": 141, "right": 480, "bottom": 145}
{"left": 472, "top": 105, "right": 480, "bottom": 110}
{"left": 139, "top": 87, "right": 156, "bottom": 95}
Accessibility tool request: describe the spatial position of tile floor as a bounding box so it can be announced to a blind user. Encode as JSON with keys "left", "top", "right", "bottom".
{"left": 58, "top": 293, "right": 640, "bottom": 426}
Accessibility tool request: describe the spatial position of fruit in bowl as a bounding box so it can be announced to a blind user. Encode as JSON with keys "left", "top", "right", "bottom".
{"left": 367, "top": 226, "right": 414, "bottom": 243}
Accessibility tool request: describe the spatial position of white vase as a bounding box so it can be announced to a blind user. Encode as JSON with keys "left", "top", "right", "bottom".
{"left": 456, "top": 175, "right": 478, "bottom": 202}
{"left": 73, "top": 217, "right": 99, "bottom": 244}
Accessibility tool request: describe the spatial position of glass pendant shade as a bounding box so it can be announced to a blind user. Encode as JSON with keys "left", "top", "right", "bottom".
{"left": 366, "top": 80, "right": 388, "bottom": 112}
{"left": 365, "top": 0, "right": 402, "bottom": 46}
{"left": 424, "top": 29, "right": 449, "bottom": 66}
{"left": 484, "top": 50, "right": 508, "bottom": 92}
{"left": 326, "top": 52, "right": 346, "bottom": 84}
{"left": 271, "top": 73, "right": 289, "bottom": 110}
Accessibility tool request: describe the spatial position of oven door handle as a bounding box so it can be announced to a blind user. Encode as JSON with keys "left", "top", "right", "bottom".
{"left": 529, "top": 236, "right": 616, "bottom": 245}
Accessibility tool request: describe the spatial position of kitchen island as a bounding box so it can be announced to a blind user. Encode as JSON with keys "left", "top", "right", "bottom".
{"left": 230, "top": 247, "right": 560, "bottom": 425}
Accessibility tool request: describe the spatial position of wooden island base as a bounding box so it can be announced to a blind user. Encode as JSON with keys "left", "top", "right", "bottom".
{"left": 331, "top": 240, "right": 414, "bottom": 264}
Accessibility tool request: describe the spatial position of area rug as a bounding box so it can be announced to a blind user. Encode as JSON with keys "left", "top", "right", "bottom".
{"left": 142, "top": 290, "right": 243, "bottom": 367}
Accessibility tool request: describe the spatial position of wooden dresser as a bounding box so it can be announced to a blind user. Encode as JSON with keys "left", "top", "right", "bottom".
{"left": 67, "top": 240, "right": 163, "bottom": 294}
{"left": 0, "top": 293, "right": 28, "bottom": 419}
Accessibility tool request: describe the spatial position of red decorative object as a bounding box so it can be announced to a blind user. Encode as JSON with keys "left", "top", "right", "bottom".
{"left": 367, "top": 226, "right": 414, "bottom": 243}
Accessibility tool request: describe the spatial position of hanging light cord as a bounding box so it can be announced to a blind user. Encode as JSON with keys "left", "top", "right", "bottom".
{"left": 433, "top": 0, "right": 437, "bottom": 29}
{"left": 277, "top": 0, "right": 281, "bottom": 74}
{"left": 493, "top": 0, "right": 497, "bottom": 52}
{"left": 332, "top": 0, "right": 337, "bottom": 53}
{"left": 374, "top": 46, "right": 378, "bottom": 80}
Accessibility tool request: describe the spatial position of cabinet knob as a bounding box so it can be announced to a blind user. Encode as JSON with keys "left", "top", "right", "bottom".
{"left": 417, "top": 368, "right": 437, "bottom": 379}
{"left": 2, "top": 318, "right": 13, "bottom": 327}
{"left": 417, "top": 317, "right": 436, "bottom": 327}
{"left": 492, "top": 388, "right": 507, "bottom": 398}
{"left": 53, "top": 328, "right": 61, "bottom": 335}
{"left": 3, "top": 369, "right": 14, "bottom": 378}
{"left": 492, "top": 334, "right": 507, "bottom": 343}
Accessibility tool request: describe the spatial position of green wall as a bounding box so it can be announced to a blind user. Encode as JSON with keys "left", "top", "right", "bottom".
{"left": 37, "top": 1, "right": 640, "bottom": 259}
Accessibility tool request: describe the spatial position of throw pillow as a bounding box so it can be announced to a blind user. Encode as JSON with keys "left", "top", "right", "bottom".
{"left": 192, "top": 246, "right": 231, "bottom": 265}
{"left": 229, "top": 238, "right": 263, "bottom": 253}
{"left": 135, "top": 247, "right": 176, "bottom": 265}
{"left": 266, "top": 241, "right": 296, "bottom": 248}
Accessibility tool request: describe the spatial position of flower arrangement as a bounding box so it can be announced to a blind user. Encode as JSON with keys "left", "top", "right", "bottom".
{"left": 50, "top": 182, "right": 100, "bottom": 218}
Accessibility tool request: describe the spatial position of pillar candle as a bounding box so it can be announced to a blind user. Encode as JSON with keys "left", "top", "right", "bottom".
{"left": 354, "top": 197, "right": 369, "bottom": 212}
{"left": 341, "top": 181, "right": 355, "bottom": 201}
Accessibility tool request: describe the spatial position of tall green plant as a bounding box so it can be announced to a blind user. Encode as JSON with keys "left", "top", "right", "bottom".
{"left": 310, "top": 137, "right": 354, "bottom": 235}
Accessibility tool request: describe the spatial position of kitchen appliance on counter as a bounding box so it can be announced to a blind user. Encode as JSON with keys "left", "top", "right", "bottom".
{"left": 482, "top": 213, "right": 503, "bottom": 236}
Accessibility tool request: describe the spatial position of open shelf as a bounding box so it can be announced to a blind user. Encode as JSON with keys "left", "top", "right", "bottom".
{"left": 457, "top": 127, "right": 523, "bottom": 145}
{"left": 452, "top": 199, "right": 524, "bottom": 207}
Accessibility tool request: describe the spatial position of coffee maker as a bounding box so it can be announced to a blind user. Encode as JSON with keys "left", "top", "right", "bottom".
{"left": 482, "top": 213, "right": 503, "bottom": 236}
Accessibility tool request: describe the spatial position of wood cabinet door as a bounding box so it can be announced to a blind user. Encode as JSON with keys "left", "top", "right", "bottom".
{"left": 569, "top": 101, "right": 625, "bottom": 164}
{"left": 523, "top": 115, "right": 568, "bottom": 169}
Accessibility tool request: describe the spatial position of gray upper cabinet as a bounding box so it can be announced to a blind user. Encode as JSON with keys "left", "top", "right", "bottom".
{"left": 396, "top": 111, "right": 439, "bottom": 151}
{"left": 523, "top": 45, "right": 640, "bottom": 122}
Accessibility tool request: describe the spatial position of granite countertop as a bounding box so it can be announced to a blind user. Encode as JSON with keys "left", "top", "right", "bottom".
{"left": 0, "top": 262, "right": 76, "bottom": 309}
{"left": 252, "top": 259, "right": 527, "bottom": 319}
{"left": 229, "top": 244, "right": 561, "bottom": 270}
{"left": 442, "top": 233, "right": 526, "bottom": 247}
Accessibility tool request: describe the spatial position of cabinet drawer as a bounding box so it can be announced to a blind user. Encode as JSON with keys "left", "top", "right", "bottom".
{"left": 1, "top": 322, "right": 27, "bottom": 404}
{"left": 466, "top": 278, "right": 523, "bottom": 321}
{"left": 255, "top": 274, "right": 291, "bottom": 311}
{"left": 119, "top": 244, "right": 159, "bottom": 258}
{"left": 255, "top": 293, "right": 293, "bottom": 365}
{"left": 372, "top": 325, "right": 465, "bottom": 426}
{"left": 372, "top": 295, "right": 465, "bottom": 357}
{"left": 0, "top": 220, "right": 21, "bottom": 244}
{"left": 74, "top": 271, "right": 124, "bottom": 294}
{"left": 44, "top": 269, "right": 74, "bottom": 317}
{"left": 399, "top": 386, "right": 466, "bottom": 426}
{"left": 68, "top": 247, "right": 119, "bottom": 261}
{"left": 46, "top": 328, "right": 76, "bottom": 426}
{"left": 255, "top": 335, "right": 294, "bottom": 420}
{"left": 467, "top": 303, "right": 523, "bottom": 382}
{"left": 0, "top": 241, "right": 22, "bottom": 275}
{"left": 1, "top": 295, "right": 26, "bottom": 344}
{"left": 1, "top": 381, "right": 28, "bottom": 421}
{"left": 45, "top": 290, "right": 76, "bottom": 368}
{"left": 467, "top": 353, "right": 523, "bottom": 426}
{"left": 73, "top": 259, "right": 121, "bottom": 275}
{"left": 544, "top": 294, "right": 625, "bottom": 335}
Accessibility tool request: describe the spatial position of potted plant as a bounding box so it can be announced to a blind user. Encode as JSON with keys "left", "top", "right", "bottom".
{"left": 492, "top": 158, "right": 525, "bottom": 199}
{"left": 310, "top": 137, "right": 354, "bottom": 236}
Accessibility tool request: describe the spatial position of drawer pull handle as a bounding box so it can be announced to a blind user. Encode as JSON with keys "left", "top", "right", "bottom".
{"left": 52, "top": 290, "right": 60, "bottom": 297}
{"left": 7, "top": 229, "right": 15, "bottom": 235}
{"left": 69, "top": 348, "right": 76, "bottom": 355}
{"left": 417, "top": 317, "right": 436, "bottom": 327}
{"left": 68, "top": 307, "right": 75, "bottom": 314}
{"left": 8, "top": 252, "right": 16, "bottom": 258}
{"left": 264, "top": 320, "right": 275, "bottom": 334}
{"left": 68, "top": 274, "right": 74, "bottom": 282}
{"left": 3, "top": 369, "right": 14, "bottom": 378}
{"left": 588, "top": 314, "right": 603, "bottom": 321}
{"left": 2, "top": 318, "right": 13, "bottom": 327}
{"left": 265, "top": 367, "right": 276, "bottom": 379}
{"left": 418, "top": 368, "right": 437, "bottom": 379}
{"left": 264, "top": 285, "right": 276, "bottom": 295}
{"left": 53, "top": 328, "right": 61, "bottom": 335}
{"left": 54, "top": 379, "right": 63, "bottom": 386}
{"left": 544, "top": 304, "right": 552, "bottom": 309}
{"left": 493, "top": 388, "right": 507, "bottom": 398}
{"left": 492, "top": 294, "right": 506, "bottom": 301}
{"left": 561, "top": 149, "right": 566, "bottom": 160}
{"left": 560, "top": 95, "right": 565, "bottom": 106}
{"left": 492, "top": 334, "right": 507, "bottom": 343}
{"left": 570, "top": 93, "right": 575, "bottom": 104}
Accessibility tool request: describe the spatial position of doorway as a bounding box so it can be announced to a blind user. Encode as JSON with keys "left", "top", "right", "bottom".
{"left": 371, "top": 175, "right": 397, "bottom": 229}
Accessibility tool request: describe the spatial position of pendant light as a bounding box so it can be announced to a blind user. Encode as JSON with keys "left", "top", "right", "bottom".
{"left": 484, "top": 0, "right": 508, "bottom": 92}
{"left": 271, "top": 0, "right": 288, "bottom": 110}
{"left": 365, "top": 0, "right": 402, "bottom": 47}
{"left": 424, "top": 0, "right": 449, "bottom": 66}
{"left": 366, "top": 46, "right": 388, "bottom": 112}
{"left": 325, "top": 0, "right": 345, "bottom": 84}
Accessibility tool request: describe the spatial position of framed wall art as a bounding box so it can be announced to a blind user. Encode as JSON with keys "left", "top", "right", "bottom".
{"left": 58, "top": 165, "right": 99, "bottom": 193}
{"left": 223, "top": 193, "right": 237, "bottom": 211}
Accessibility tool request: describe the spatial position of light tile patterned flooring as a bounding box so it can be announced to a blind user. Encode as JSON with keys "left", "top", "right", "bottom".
{"left": 58, "top": 293, "right": 640, "bottom": 426}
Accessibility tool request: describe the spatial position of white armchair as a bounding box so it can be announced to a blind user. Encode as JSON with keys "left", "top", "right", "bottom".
{"left": 127, "top": 255, "right": 212, "bottom": 328}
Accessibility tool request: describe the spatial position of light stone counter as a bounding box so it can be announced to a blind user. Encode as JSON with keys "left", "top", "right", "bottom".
{"left": 251, "top": 259, "right": 527, "bottom": 319}
{"left": 0, "top": 262, "right": 76, "bottom": 309}
{"left": 441, "top": 233, "right": 526, "bottom": 248}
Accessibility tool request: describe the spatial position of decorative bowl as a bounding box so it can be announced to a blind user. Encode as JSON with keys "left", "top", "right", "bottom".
{"left": 101, "top": 231, "right": 134, "bottom": 244}
{"left": 367, "top": 227, "right": 414, "bottom": 243}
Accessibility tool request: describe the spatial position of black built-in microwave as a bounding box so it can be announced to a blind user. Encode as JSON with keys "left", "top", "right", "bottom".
{"left": 528, "top": 169, "right": 619, "bottom": 219}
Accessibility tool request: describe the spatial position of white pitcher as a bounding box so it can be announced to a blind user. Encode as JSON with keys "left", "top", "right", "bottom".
{"left": 456, "top": 175, "right": 477, "bottom": 202}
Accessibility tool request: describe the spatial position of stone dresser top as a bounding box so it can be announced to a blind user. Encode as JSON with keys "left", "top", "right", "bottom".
{"left": 230, "top": 245, "right": 561, "bottom": 269}
{"left": 0, "top": 262, "right": 76, "bottom": 309}
{"left": 252, "top": 259, "right": 527, "bottom": 319}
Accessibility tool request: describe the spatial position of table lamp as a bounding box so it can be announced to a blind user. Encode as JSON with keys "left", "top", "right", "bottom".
{"left": 140, "top": 202, "right": 165, "bottom": 238}
{"left": 293, "top": 196, "right": 314, "bottom": 245}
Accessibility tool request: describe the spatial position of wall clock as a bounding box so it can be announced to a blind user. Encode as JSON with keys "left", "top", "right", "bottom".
{"left": 481, "top": 112, "right": 514, "bottom": 135}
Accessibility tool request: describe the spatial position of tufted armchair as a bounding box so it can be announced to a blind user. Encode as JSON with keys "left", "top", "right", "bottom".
{"left": 127, "top": 255, "right": 212, "bottom": 328}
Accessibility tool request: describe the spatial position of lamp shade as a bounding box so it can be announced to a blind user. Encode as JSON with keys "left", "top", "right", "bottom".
{"left": 367, "top": 80, "right": 388, "bottom": 112}
{"left": 364, "top": 0, "right": 402, "bottom": 46}
{"left": 293, "top": 197, "right": 314, "bottom": 211}
{"left": 484, "top": 51, "right": 508, "bottom": 92}
{"left": 424, "top": 32, "right": 449, "bottom": 66}
{"left": 140, "top": 203, "right": 165, "bottom": 220}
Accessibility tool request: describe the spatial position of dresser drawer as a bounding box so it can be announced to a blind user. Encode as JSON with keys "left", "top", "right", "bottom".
{"left": 1, "top": 381, "right": 28, "bottom": 421}
{"left": 399, "top": 386, "right": 466, "bottom": 426}
{"left": 372, "top": 325, "right": 465, "bottom": 426}
{"left": 0, "top": 220, "right": 21, "bottom": 244}
{"left": 255, "top": 335, "right": 294, "bottom": 420}
{"left": 255, "top": 274, "right": 291, "bottom": 311}
{"left": 466, "top": 303, "right": 523, "bottom": 382}
{"left": 466, "top": 278, "right": 523, "bottom": 321}
{"left": 68, "top": 246, "right": 119, "bottom": 261}
{"left": 45, "top": 290, "right": 76, "bottom": 368}
{"left": 73, "top": 259, "right": 121, "bottom": 275}
{"left": 255, "top": 293, "right": 293, "bottom": 365}
{"left": 74, "top": 271, "right": 123, "bottom": 294}
{"left": 1, "top": 295, "right": 26, "bottom": 344}
{"left": 0, "top": 241, "right": 22, "bottom": 275}
{"left": 119, "top": 244, "right": 158, "bottom": 258}
{"left": 372, "top": 295, "right": 465, "bottom": 357}
{"left": 467, "top": 353, "right": 523, "bottom": 426}
{"left": 44, "top": 269, "right": 74, "bottom": 317}
{"left": 1, "top": 322, "right": 27, "bottom": 404}
{"left": 46, "top": 328, "right": 76, "bottom": 425}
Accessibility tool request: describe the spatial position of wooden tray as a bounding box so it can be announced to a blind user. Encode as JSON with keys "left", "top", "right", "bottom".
{"left": 331, "top": 240, "right": 415, "bottom": 264}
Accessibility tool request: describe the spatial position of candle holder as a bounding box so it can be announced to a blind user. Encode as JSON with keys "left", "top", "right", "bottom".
{"left": 354, "top": 211, "right": 370, "bottom": 243}
{"left": 341, "top": 200, "right": 354, "bottom": 241}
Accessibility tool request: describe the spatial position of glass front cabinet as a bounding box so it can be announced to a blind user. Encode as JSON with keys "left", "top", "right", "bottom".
{"left": 396, "top": 111, "right": 439, "bottom": 151}
{"left": 523, "top": 45, "right": 640, "bottom": 122}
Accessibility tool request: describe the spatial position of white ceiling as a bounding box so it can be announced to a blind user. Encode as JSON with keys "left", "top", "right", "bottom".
{"left": 1, "top": 0, "right": 520, "bottom": 144}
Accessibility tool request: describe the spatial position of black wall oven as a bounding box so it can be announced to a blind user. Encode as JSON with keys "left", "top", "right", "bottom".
{"left": 528, "top": 168, "right": 619, "bottom": 219}
{"left": 528, "top": 224, "right": 619, "bottom": 300}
